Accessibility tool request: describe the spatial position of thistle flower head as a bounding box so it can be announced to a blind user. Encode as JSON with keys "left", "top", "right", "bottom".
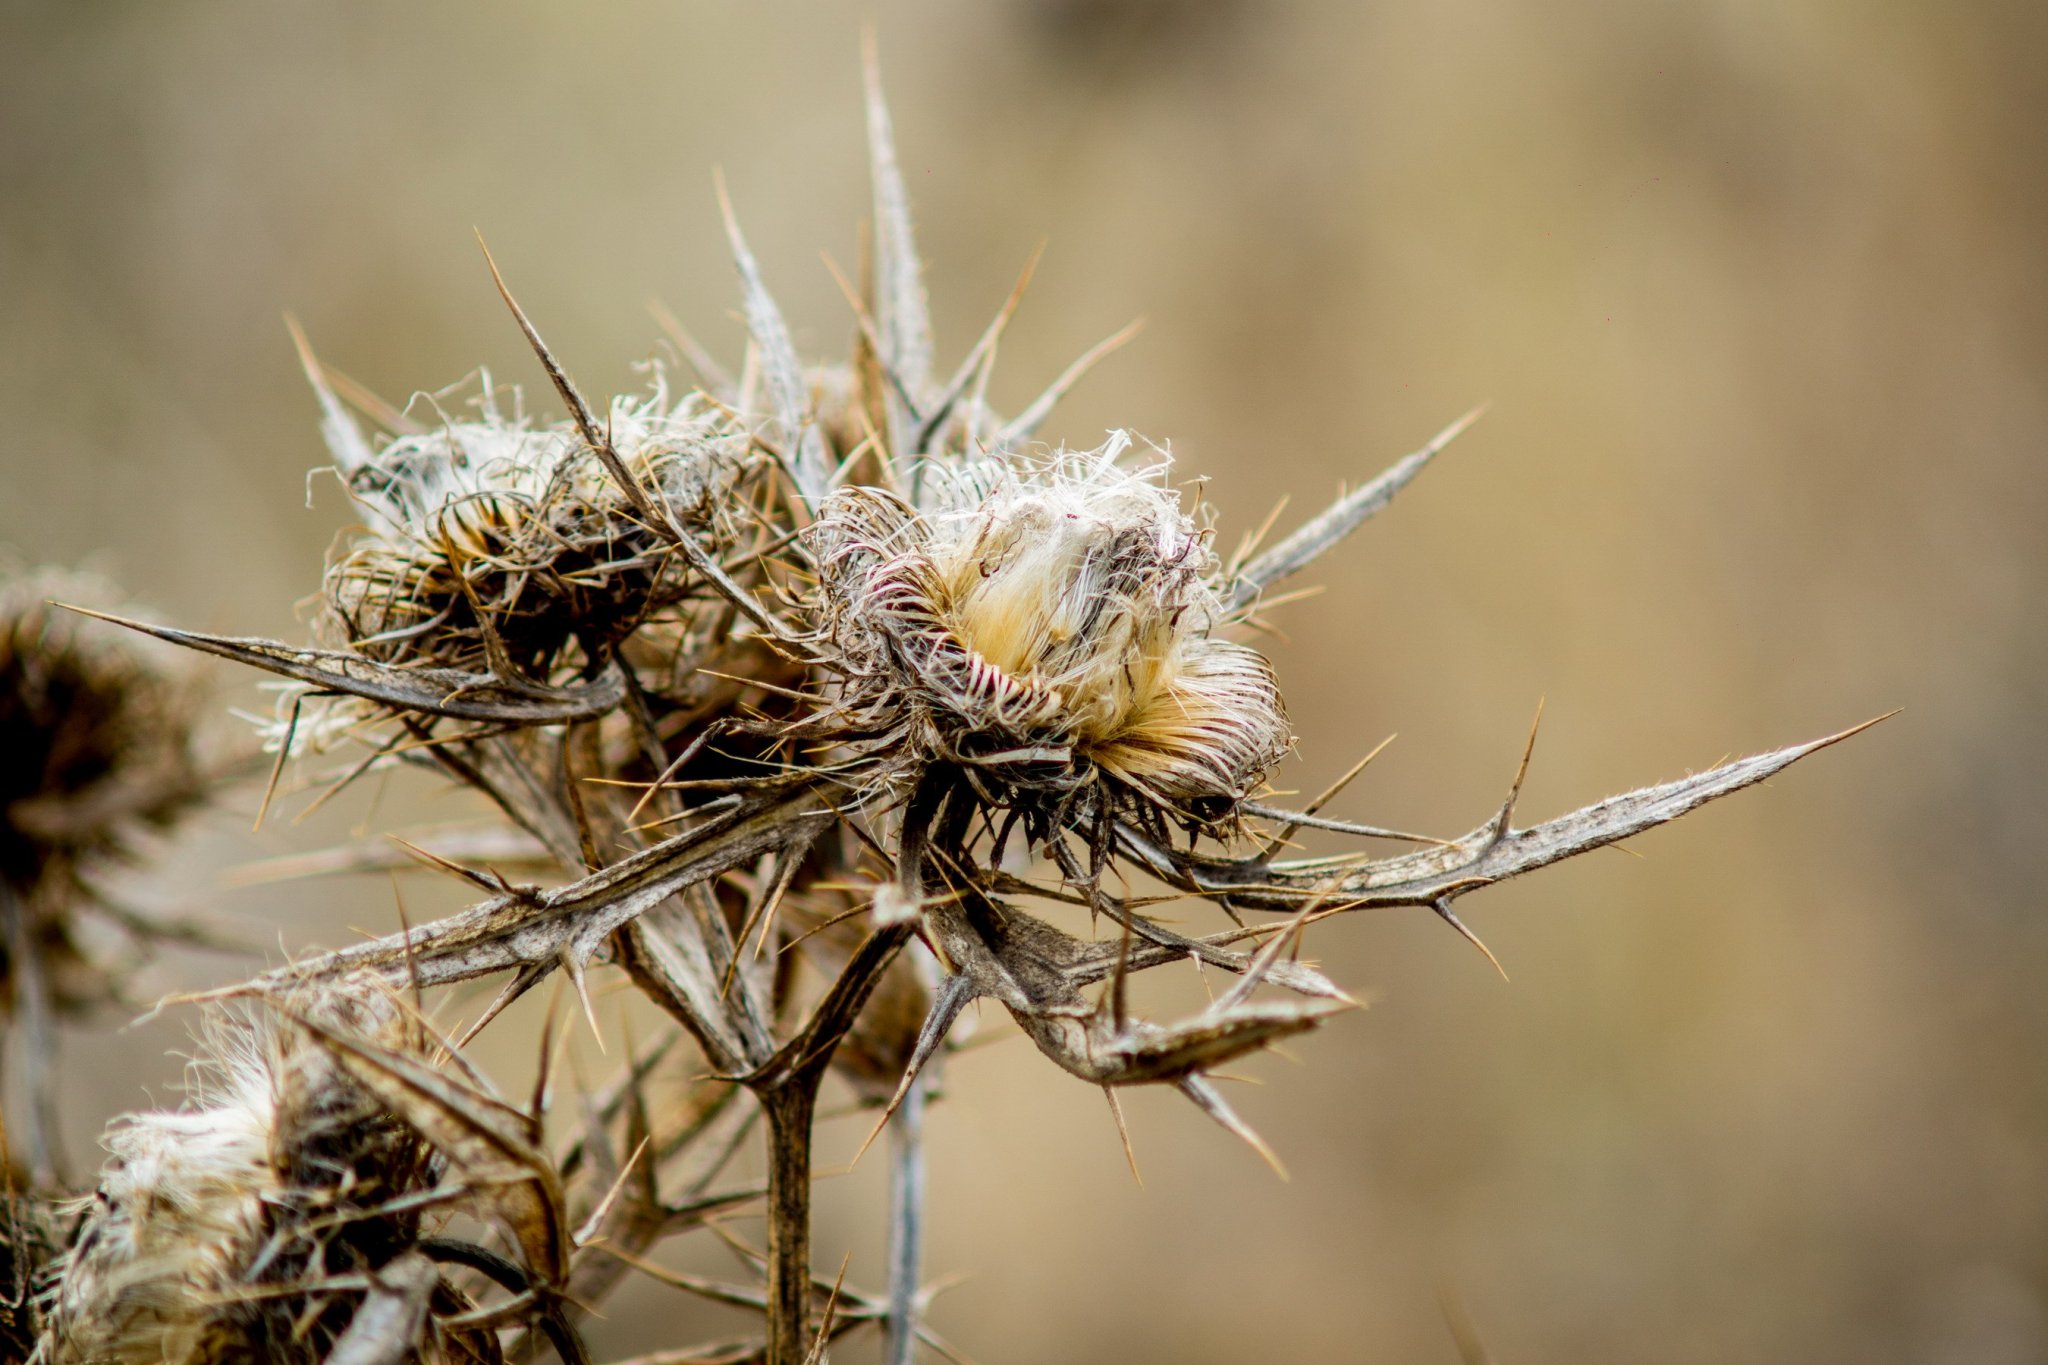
{"left": 38, "top": 988, "right": 500, "bottom": 1365}
{"left": 322, "top": 369, "right": 762, "bottom": 674}
{"left": 811, "top": 434, "right": 1289, "bottom": 822}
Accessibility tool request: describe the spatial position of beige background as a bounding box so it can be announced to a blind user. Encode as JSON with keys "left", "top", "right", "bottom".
{"left": 3, "top": 2, "right": 2044, "bottom": 1361}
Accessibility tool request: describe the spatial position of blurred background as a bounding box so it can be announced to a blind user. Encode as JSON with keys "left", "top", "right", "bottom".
{"left": 3, "top": 2, "right": 2044, "bottom": 1361}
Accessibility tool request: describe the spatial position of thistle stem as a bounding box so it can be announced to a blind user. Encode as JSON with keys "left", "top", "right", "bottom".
{"left": 761, "top": 1079, "right": 820, "bottom": 1365}
{"left": 1, "top": 886, "right": 60, "bottom": 1185}
{"left": 883, "top": 1073, "right": 927, "bottom": 1365}
{"left": 758, "top": 766, "right": 955, "bottom": 1365}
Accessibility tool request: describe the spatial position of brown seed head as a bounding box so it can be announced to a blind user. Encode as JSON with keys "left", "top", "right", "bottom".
{"left": 38, "top": 989, "right": 472, "bottom": 1365}
{"left": 0, "top": 561, "right": 203, "bottom": 1016}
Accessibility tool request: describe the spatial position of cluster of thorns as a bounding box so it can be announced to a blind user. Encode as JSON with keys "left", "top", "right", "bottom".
{"left": 0, "top": 51, "right": 1878, "bottom": 1365}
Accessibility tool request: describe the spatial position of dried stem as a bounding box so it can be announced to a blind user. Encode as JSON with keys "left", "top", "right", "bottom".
{"left": 883, "top": 1074, "right": 927, "bottom": 1365}
{"left": 759, "top": 1082, "right": 820, "bottom": 1365}
{"left": 0, "top": 887, "right": 59, "bottom": 1185}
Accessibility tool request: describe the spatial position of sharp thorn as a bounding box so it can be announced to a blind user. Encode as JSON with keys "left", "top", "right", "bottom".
{"left": 1433, "top": 898, "right": 1509, "bottom": 981}
{"left": 1104, "top": 1086, "right": 1142, "bottom": 1187}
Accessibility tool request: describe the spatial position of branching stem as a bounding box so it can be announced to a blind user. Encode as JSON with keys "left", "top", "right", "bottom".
{"left": 754, "top": 765, "right": 954, "bottom": 1364}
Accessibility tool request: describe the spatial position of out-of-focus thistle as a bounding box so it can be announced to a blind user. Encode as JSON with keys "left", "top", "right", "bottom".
{"left": 0, "top": 561, "right": 206, "bottom": 1184}
{"left": 2, "top": 1189, "right": 54, "bottom": 1361}
{"left": 50, "top": 46, "right": 1888, "bottom": 1365}
{"left": 38, "top": 985, "right": 570, "bottom": 1364}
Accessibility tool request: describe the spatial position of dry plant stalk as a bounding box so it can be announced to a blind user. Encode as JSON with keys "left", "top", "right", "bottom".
{"left": 0, "top": 562, "right": 209, "bottom": 1188}
{"left": 4, "top": 47, "right": 1884, "bottom": 1365}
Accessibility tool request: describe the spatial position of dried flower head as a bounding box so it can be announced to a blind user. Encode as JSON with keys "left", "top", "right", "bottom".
{"left": 1, "top": 560, "right": 208, "bottom": 1183}
{"left": 40, "top": 987, "right": 521, "bottom": 1365}
{"left": 809, "top": 435, "right": 1290, "bottom": 830}
{"left": 0, "top": 562, "right": 203, "bottom": 981}
{"left": 321, "top": 369, "right": 760, "bottom": 681}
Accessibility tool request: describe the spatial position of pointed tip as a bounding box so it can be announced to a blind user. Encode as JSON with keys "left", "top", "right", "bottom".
{"left": 710, "top": 164, "right": 737, "bottom": 237}
{"left": 251, "top": 691, "right": 302, "bottom": 834}
{"left": 860, "top": 30, "right": 934, "bottom": 404}
{"left": 474, "top": 231, "right": 619, "bottom": 477}
{"left": 474, "top": 226, "right": 508, "bottom": 292}
{"left": 453, "top": 961, "right": 546, "bottom": 1049}
{"left": 1179, "top": 1075, "right": 1287, "bottom": 1180}
{"left": 1228, "top": 406, "right": 1478, "bottom": 613}
{"left": 711, "top": 167, "right": 763, "bottom": 296}
{"left": 803, "top": 1251, "right": 855, "bottom": 1365}
{"left": 575, "top": 1133, "right": 653, "bottom": 1251}
{"left": 1216, "top": 893, "right": 1321, "bottom": 1012}
{"left": 559, "top": 947, "right": 606, "bottom": 1054}
{"left": 860, "top": 23, "right": 886, "bottom": 105}
{"left": 48, "top": 599, "right": 136, "bottom": 630}
{"left": 51, "top": 602, "right": 212, "bottom": 659}
{"left": 647, "top": 297, "right": 735, "bottom": 399}
{"left": 284, "top": 314, "right": 377, "bottom": 474}
{"left": 1435, "top": 401, "right": 1491, "bottom": 449}
{"left": 386, "top": 835, "right": 498, "bottom": 893}
{"left": 282, "top": 311, "right": 321, "bottom": 385}
{"left": 1104, "top": 1086, "right": 1143, "bottom": 1187}
{"left": 1434, "top": 899, "right": 1510, "bottom": 981}
{"left": 850, "top": 1105, "right": 895, "bottom": 1172}
{"left": 713, "top": 167, "right": 831, "bottom": 506}
{"left": 1494, "top": 698, "right": 1545, "bottom": 837}
{"left": 1810, "top": 708, "right": 1902, "bottom": 751}
{"left": 997, "top": 317, "right": 1145, "bottom": 447}
{"left": 917, "top": 239, "right": 1046, "bottom": 458}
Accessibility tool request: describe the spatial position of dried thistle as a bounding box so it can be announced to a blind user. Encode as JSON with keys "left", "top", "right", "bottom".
{"left": 44, "top": 45, "right": 1889, "bottom": 1365}
{"left": 311, "top": 366, "right": 763, "bottom": 701}
{"left": 0, "top": 560, "right": 207, "bottom": 1183}
{"left": 807, "top": 435, "right": 1291, "bottom": 828}
{"left": 39, "top": 984, "right": 570, "bottom": 1365}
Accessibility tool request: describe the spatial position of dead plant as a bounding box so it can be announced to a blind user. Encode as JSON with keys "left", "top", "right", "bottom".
{"left": 7, "top": 45, "right": 1886, "bottom": 1365}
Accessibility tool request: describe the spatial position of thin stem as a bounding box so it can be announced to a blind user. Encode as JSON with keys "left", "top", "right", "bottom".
{"left": 1, "top": 885, "right": 60, "bottom": 1185}
{"left": 883, "top": 1072, "right": 927, "bottom": 1365}
{"left": 761, "top": 1082, "right": 819, "bottom": 1365}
